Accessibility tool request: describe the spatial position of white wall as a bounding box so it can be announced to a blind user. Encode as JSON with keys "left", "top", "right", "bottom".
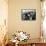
{"left": 8, "top": 0, "right": 41, "bottom": 39}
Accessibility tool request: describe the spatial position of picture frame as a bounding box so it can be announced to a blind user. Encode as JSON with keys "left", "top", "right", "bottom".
{"left": 21, "top": 9, "right": 36, "bottom": 21}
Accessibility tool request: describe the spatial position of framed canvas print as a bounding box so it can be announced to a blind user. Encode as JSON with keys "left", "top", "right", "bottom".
{"left": 21, "top": 9, "right": 36, "bottom": 21}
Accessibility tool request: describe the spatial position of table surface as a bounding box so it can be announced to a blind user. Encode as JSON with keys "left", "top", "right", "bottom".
{"left": 7, "top": 38, "right": 46, "bottom": 46}
{"left": 18, "top": 38, "right": 46, "bottom": 44}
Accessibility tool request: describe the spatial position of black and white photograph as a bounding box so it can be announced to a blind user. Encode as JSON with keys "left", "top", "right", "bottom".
{"left": 21, "top": 9, "right": 36, "bottom": 21}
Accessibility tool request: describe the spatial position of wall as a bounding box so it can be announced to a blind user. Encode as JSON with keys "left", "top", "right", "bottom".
{"left": 8, "top": 0, "right": 41, "bottom": 39}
